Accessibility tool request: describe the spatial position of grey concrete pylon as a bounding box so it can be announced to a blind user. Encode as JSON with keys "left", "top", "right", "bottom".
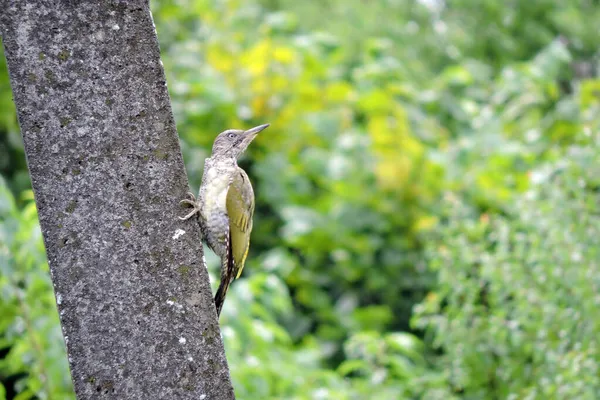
{"left": 0, "top": 2, "right": 235, "bottom": 399}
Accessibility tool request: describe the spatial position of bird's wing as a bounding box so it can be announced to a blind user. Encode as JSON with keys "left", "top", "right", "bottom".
{"left": 226, "top": 168, "right": 255, "bottom": 279}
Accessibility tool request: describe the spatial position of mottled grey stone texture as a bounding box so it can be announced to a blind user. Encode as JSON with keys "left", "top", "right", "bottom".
{"left": 0, "top": 1, "right": 235, "bottom": 398}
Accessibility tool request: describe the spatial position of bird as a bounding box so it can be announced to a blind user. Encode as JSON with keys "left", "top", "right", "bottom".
{"left": 179, "top": 124, "right": 269, "bottom": 316}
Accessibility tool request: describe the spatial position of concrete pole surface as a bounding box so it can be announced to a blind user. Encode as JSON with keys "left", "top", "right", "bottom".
{"left": 0, "top": 1, "right": 235, "bottom": 399}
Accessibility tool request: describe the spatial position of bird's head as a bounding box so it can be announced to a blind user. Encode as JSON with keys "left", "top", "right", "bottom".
{"left": 210, "top": 124, "right": 270, "bottom": 159}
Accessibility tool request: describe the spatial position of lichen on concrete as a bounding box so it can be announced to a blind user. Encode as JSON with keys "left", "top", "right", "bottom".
{"left": 0, "top": 1, "right": 234, "bottom": 399}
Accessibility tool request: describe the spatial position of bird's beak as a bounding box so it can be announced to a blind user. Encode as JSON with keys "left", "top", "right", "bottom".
{"left": 241, "top": 123, "right": 269, "bottom": 147}
{"left": 244, "top": 123, "right": 270, "bottom": 137}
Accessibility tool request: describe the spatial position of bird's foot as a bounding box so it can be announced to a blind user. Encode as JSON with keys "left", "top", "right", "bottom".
{"left": 179, "top": 192, "right": 200, "bottom": 220}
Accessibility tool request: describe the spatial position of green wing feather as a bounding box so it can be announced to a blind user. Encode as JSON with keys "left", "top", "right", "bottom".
{"left": 226, "top": 168, "right": 255, "bottom": 279}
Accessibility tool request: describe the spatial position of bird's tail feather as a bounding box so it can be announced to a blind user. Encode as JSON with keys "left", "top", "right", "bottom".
{"left": 214, "top": 233, "right": 235, "bottom": 317}
{"left": 214, "top": 273, "right": 230, "bottom": 317}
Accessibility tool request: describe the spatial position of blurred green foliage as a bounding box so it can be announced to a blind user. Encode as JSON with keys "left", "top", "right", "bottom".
{"left": 1, "top": 0, "right": 600, "bottom": 398}
{"left": 415, "top": 146, "right": 600, "bottom": 398}
{"left": 0, "top": 181, "right": 74, "bottom": 399}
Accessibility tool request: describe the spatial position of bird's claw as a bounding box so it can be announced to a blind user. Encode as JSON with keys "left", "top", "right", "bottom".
{"left": 179, "top": 192, "right": 200, "bottom": 220}
{"left": 180, "top": 192, "right": 196, "bottom": 202}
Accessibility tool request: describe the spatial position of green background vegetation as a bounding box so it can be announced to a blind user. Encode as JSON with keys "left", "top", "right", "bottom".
{"left": 2, "top": 0, "right": 600, "bottom": 398}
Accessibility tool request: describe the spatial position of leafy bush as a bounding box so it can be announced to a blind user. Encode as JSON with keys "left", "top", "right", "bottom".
{"left": 415, "top": 145, "right": 600, "bottom": 398}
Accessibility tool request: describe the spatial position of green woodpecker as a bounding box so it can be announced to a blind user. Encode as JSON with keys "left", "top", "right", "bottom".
{"left": 180, "top": 124, "right": 269, "bottom": 316}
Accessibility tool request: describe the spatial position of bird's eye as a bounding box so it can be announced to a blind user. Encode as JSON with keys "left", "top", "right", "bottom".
{"left": 228, "top": 133, "right": 236, "bottom": 139}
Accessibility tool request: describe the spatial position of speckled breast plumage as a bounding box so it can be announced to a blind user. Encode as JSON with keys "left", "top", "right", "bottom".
{"left": 198, "top": 158, "right": 236, "bottom": 259}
